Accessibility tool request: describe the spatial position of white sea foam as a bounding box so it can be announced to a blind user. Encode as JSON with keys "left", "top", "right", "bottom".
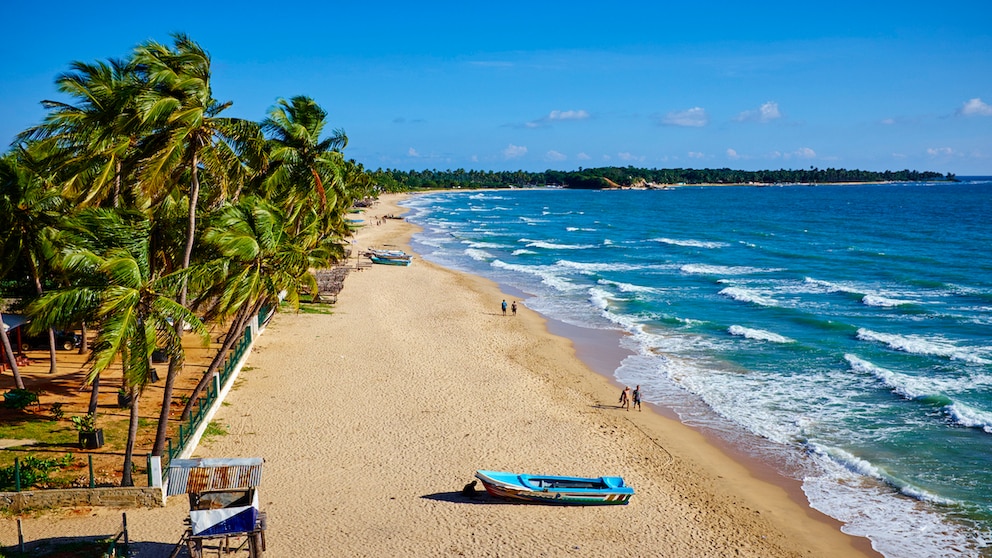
{"left": 681, "top": 264, "right": 778, "bottom": 275}
{"left": 947, "top": 402, "right": 992, "bottom": 433}
{"left": 557, "top": 260, "right": 644, "bottom": 273}
{"left": 464, "top": 248, "right": 494, "bottom": 261}
{"left": 862, "top": 295, "right": 915, "bottom": 307}
{"left": 718, "top": 287, "right": 779, "bottom": 307}
{"left": 521, "top": 239, "right": 597, "bottom": 250}
{"left": 653, "top": 237, "right": 729, "bottom": 249}
{"left": 856, "top": 329, "right": 991, "bottom": 365}
{"left": 728, "top": 325, "right": 794, "bottom": 344}
{"left": 491, "top": 259, "right": 582, "bottom": 292}
{"left": 511, "top": 249, "right": 537, "bottom": 256}
{"left": 566, "top": 226, "right": 597, "bottom": 232}
{"left": 465, "top": 241, "right": 507, "bottom": 249}
{"left": 598, "top": 278, "right": 662, "bottom": 294}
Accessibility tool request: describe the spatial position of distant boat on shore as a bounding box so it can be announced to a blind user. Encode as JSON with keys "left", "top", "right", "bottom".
{"left": 474, "top": 470, "right": 633, "bottom": 505}
{"left": 366, "top": 248, "right": 413, "bottom": 266}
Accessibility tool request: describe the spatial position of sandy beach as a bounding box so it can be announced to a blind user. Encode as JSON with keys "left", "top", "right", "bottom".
{"left": 2, "top": 192, "right": 879, "bottom": 557}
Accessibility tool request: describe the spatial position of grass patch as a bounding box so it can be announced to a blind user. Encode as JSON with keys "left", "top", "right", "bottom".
{"left": 200, "top": 421, "right": 228, "bottom": 445}
{"left": 297, "top": 302, "right": 335, "bottom": 315}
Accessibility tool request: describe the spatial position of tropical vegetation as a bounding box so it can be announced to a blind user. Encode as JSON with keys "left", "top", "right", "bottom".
{"left": 372, "top": 166, "right": 953, "bottom": 190}
{"left": 0, "top": 34, "right": 375, "bottom": 486}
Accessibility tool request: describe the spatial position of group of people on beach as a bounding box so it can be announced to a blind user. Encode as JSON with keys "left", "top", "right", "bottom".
{"left": 619, "top": 385, "right": 641, "bottom": 411}
{"left": 501, "top": 299, "right": 517, "bottom": 316}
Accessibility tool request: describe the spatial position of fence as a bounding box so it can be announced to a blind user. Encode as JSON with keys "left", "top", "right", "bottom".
{"left": 157, "top": 304, "right": 274, "bottom": 484}
{"left": 1, "top": 303, "right": 275, "bottom": 511}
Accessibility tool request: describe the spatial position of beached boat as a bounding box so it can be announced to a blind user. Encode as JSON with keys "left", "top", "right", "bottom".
{"left": 474, "top": 470, "right": 633, "bottom": 505}
{"left": 370, "top": 255, "right": 412, "bottom": 266}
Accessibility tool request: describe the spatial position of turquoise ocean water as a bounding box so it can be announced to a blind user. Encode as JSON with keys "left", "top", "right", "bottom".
{"left": 401, "top": 178, "right": 992, "bottom": 557}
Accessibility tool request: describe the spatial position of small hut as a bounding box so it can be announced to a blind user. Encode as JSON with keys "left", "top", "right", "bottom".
{"left": 168, "top": 457, "right": 266, "bottom": 556}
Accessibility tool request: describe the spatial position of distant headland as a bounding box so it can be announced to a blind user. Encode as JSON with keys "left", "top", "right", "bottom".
{"left": 372, "top": 167, "right": 955, "bottom": 190}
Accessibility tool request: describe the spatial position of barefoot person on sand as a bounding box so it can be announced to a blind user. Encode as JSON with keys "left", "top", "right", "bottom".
{"left": 501, "top": 299, "right": 507, "bottom": 316}
{"left": 632, "top": 385, "right": 642, "bottom": 411}
{"left": 619, "top": 386, "right": 630, "bottom": 410}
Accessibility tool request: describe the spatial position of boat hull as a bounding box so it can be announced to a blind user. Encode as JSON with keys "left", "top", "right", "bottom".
{"left": 474, "top": 470, "right": 633, "bottom": 505}
{"left": 370, "top": 256, "right": 411, "bottom": 266}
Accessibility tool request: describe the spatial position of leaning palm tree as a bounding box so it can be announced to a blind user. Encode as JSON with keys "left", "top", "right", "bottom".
{"left": 28, "top": 208, "right": 207, "bottom": 486}
{"left": 0, "top": 148, "right": 69, "bottom": 375}
{"left": 132, "top": 34, "right": 262, "bottom": 450}
{"left": 175, "top": 197, "right": 317, "bottom": 427}
{"left": 260, "top": 96, "right": 347, "bottom": 219}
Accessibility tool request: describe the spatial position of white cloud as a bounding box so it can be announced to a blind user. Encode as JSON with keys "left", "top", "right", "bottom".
{"left": 503, "top": 144, "right": 528, "bottom": 159}
{"left": 617, "top": 152, "right": 645, "bottom": 162}
{"left": 576, "top": 152, "right": 591, "bottom": 161}
{"left": 408, "top": 147, "right": 420, "bottom": 157}
{"left": 786, "top": 147, "right": 816, "bottom": 159}
{"left": 726, "top": 148, "right": 740, "bottom": 160}
{"left": 959, "top": 98, "right": 992, "bottom": 116}
{"left": 545, "top": 150, "right": 567, "bottom": 162}
{"left": 927, "top": 147, "right": 954, "bottom": 156}
{"left": 736, "top": 101, "right": 782, "bottom": 123}
{"left": 662, "top": 107, "right": 708, "bottom": 127}
{"left": 548, "top": 109, "right": 590, "bottom": 121}
{"left": 688, "top": 151, "right": 705, "bottom": 159}
{"left": 880, "top": 118, "right": 896, "bottom": 125}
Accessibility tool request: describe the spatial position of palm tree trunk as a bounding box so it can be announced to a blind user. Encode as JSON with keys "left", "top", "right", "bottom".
{"left": 152, "top": 153, "right": 200, "bottom": 455}
{"left": 121, "top": 387, "right": 139, "bottom": 487}
{"left": 28, "top": 256, "right": 58, "bottom": 375}
{"left": 178, "top": 299, "right": 261, "bottom": 424}
{"left": 79, "top": 322, "right": 88, "bottom": 353}
{"left": 0, "top": 311, "right": 25, "bottom": 389}
{"left": 87, "top": 372, "right": 100, "bottom": 416}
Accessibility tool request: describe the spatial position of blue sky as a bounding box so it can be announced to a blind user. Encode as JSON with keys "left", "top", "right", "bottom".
{"left": 3, "top": 1, "right": 991, "bottom": 174}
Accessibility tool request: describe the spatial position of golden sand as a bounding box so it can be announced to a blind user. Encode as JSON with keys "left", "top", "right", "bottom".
{"left": 1, "top": 193, "right": 878, "bottom": 557}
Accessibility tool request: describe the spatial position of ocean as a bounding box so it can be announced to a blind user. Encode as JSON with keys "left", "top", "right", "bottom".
{"left": 400, "top": 177, "right": 992, "bottom": 557}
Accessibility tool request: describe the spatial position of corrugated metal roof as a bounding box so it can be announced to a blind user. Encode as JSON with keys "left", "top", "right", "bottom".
{"left": 167, "top": 457, "right": 263, "bottom": 496}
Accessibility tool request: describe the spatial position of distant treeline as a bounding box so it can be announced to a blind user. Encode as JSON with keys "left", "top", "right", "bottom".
{"left": 370, "top": 167, "right": 954, "bottom": 191}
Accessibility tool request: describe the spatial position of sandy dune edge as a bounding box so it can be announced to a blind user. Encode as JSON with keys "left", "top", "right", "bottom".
{"left": 2, "top": 193, "right": 877, "bottom": 557}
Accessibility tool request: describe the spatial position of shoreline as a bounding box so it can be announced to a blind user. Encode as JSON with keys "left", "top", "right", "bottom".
{"left": 391, "top": 192, "right": 880, "bottom": 557}
{"left": 2, "top": 192, "right": 880, "bottom": 557}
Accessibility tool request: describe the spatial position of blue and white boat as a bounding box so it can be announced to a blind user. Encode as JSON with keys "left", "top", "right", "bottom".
{"left": 474, "top": 470, "right": 633, "bottom": 505}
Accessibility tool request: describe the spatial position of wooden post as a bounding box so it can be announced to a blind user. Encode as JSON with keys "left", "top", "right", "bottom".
{"left": 17, "top": 518, "right": 24, "bottom": 553}
{"left": 122, "top": 512, "right": 129, "bottom": 546}
{"left": 88, "top": 455, "right": 95, "bottom": 488}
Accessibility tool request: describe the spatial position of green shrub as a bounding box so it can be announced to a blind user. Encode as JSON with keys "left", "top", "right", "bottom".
{"left": 3, "top": 389, "right": 39, "bottom": 410}
{"left": 0, "top": 454, "right": 74, "bottom": 490}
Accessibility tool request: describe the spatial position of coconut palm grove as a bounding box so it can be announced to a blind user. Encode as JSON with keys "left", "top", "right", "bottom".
{"left": 0, "top": 34, "right": 388, "bottom": 486}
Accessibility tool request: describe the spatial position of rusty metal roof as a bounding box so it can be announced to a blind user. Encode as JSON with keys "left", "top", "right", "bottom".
{"left": 167, "top": 457, "right": 263, "bottom": 496}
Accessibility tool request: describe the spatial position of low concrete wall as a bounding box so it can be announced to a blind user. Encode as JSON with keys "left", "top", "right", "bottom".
{"left": 0, "top": 486, "right": 164, "bottom": 513}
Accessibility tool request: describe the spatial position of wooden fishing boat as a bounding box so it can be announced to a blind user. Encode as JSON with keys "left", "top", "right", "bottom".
{"left": 370, "top": 255, "right": 412, "bottom": 266}
{"left": 474, "top": 470, "right": 633, "bottom": 505}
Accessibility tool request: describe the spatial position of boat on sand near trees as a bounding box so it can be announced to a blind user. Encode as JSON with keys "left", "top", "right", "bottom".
{"left": 370, "top": 255, "right": 412, "bottom": 266}
{"left": 474, "top": 470, "right": 634, "bottom": 505}
{"left": 365, "top": 248, "right": 413, "bottom": 266}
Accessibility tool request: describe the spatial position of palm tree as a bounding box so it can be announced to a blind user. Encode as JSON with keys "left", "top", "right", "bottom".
{"left": 177, "top": 197, "right": 317, "bottom": 425}
{"left": 132, "top": 34, "right": 263, "bottom": 454}
{"left": 19, "top": 57, "right": 144, "bottom": 209}
{"left": 0, "top": 148, "right": 68, "bottom": 375}
{"left": 260, "top": 96, "right": 347, "bottom": 219}
{"left": 0, "top": 311, "right": 24, "bottom": 389}
{"left": 28, "top": 208, "right": 207, "bottom": 486}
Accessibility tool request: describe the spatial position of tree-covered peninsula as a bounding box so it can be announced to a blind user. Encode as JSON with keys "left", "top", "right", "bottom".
{"left": 371, "top": 166, "right": 953, "bottom": 191}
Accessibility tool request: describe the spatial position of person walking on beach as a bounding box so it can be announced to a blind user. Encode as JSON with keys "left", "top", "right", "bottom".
{"left": 501, "top": 299, "right": 507, "bottom": 315}
{"left": 511, "top": 301, "right": 517, "bottom": 316}
{"left": 632, "top": 385, "right": 642, "bottom": 411}
{"left": 618, "top": 386, "right": 630, "bottom": 410}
